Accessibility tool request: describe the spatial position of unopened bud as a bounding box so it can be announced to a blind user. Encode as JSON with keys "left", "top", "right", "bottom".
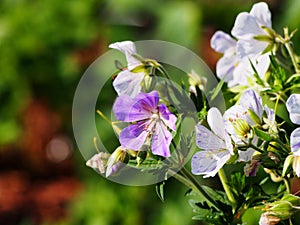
{"left": 106, "top": 147, "right": 129, "bottom": 177}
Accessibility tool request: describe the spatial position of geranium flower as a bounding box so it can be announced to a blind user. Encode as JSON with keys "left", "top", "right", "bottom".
{"left": 231, "top": 2, "right": 273, "bottom": 58}
{"left": 109, "top": 41, "right": 145, "bottom": 97}
{"left": 224, "top": 90, "right": 273, "bottom": 161}
{"left": 113, "top": 91, "right": 177, "bottom": 157}
{"left": 291, "top": 128, "right": 300, "bottom": 177}
{"left": 191, "top": 107, "right": 233, "bottom": 178}
{"left": 286, "top": 94, "right": 300, "bottom": 125}
{"left": 210, "top": 31, "right": 270, "bottom": 87}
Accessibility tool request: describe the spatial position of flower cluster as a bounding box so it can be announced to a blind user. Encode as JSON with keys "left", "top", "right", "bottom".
{"left": 85, "top": 2, "right": 300, "bottom": 224}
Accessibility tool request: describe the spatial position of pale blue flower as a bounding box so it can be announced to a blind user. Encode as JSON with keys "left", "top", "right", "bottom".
{"left": 109, "top": 41, "right": 145, "bottom": 97}
{"left": 192, "top": 107, "right": 233, "bottom": 178}
{"left": 113, "top": 91, "right": 177, "bottom": 157}
{"left": 223, "top": 90, "right": 272, "bottom": 161}
{"left": 286, "top": 94, "right": 300, "bottom": 125}
{"left": 232, "top": 2, "right": 272, "bottom": 58}
{"left": 210, "top": 31, "right": 270, "bottom": 87}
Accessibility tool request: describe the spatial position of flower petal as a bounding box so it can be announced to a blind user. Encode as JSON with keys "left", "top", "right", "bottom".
{"left": 109, "top": 41, "right": 142, "bottom": 70}
{"left": 291, "top": 127, "right": 300, "bottom": 156}
{"left": 113, "top": 70, "right": 144, "bottom": 97}
{"left": 191, "top": 150, "right": 231, "bottom": 178}
{"left": 159, "top": 104, "right": 177, "bottom": 131}
{"left": 207, "top": 107, "right": 226, "bottom": 140}
{"left": 232, "top": 12, "right": 264, "bottom": 40}
{"left": 195, "top": 124, "right": 224, "bottom": 150}
{"left": 151, "top": 121, "right": 172, "bottom": 157}
{"left": 210, "top": 31, "right": 236, "bottom": 54}
{"left": 119, "top": 121, "right": 150, "bottom": 150}
{"left": 113, "top": 91, "right": 159, "bottom": 122}
{"left": 240, "top": 90, "right": 263, "bottom": 120}
{"left": 216, "top": 55, "right": 237, "bottom": 82}
{"left": 250, "top": 2, "right": 272, "bottom": 28}
{"left": 224, "top": 105, "right": 248, "bottom": 136}
{"left": 286, "top": 94, "right": 300, "bottom": 125}
{"left": 236, "top": 39, "right": 268, "bottom": 58}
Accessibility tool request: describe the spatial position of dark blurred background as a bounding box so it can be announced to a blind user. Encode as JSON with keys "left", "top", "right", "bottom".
{"left": 0, "top": 0, "right": 298, "bottom": 224}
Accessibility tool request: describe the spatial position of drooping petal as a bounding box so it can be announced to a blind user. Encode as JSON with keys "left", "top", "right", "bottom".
{"left": 250, "top": 2, "right": 272, "bottom": 28}
{"left": 159, "top": 104, "right": 177, "bottom": 131}
{"left": 291, "top": 128, "right": 300, "bottom": 156}
{"left": 191, "top": 150, "right": 231, "bottom": 178}
{"left": 151, "top": 121, "right": 172, "bottom": 157}
{"left": 207, "top": 107, "right": 226, "bottom": 140}
{"left": 113, "top": 70, "right": 144, "bottom": 97}
{"left": 286, "top": 94, "right": 300, "bottom": 125}
{"left": 210, "top": 30, "right": 236, "bottom": 54}
{"left": 232, "top": 12, "right": 264, "bottom": 40}
{"left": 119, "top": 121, "right": 150, "bottom": 151}
{"left": 113, "top": 91, "right": 159, "bottom": 122}
{"left": 195, "top": 124, "right": 225, "bottom": 150}
{"left": 240, "top": 90, "right": 264, "bottom": 120}
{"left": 109, "top": 41, "right": 142, "bottom": 70}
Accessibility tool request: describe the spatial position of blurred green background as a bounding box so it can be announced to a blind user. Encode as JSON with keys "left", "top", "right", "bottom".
{"left": 0, "top": 0, "right": 298, "bottom": 224}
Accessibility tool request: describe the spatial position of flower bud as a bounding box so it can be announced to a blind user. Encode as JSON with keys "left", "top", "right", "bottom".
{"left": 86, "top": 152, "right": 110, "bottom": 174}
{"left": 259, "top": 213, "right": 280, "bottom": 225}
{"left": 106, "top": 147, "right": 129, "bottom": 177}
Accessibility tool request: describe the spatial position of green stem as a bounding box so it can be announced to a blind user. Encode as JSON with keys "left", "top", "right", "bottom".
{"left": 284, "top": 178, "right": 291, "bottom": 194}
{"left": 218, "top": 168, "right": 236, "bottom": 208}
{"left": 283, "top": 28, "right": 300, "bottom": 74}
{"left": 179, "top": 167, "right": 222, "bottom": 211}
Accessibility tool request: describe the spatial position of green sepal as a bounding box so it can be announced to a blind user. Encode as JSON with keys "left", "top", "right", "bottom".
{"left": 253, "top": 127, "right": 273, "bottom": 141}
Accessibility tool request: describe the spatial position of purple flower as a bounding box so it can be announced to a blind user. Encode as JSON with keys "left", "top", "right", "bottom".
{"left": 113, "top": 91, "right": 177, "bottom": 157}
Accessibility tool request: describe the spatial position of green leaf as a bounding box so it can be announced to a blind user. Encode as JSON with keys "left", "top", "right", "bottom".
{"left": 253, "top": 127, "right": 273, "bottom": 141}
{"left": 156, "top": 181, "right": 165, "bottom": 202}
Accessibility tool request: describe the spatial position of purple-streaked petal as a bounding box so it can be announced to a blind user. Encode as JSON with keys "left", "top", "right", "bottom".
{"left": 291, "top": 128, "right": 300, "bottom": 156}
{"left": 207, "top": 107, "right": 226, "bottom": 140}
{"left": 109, "top": 41, "right": 142, "bottom": 70}
{"left": 195, "top": 124, "right": 224, "bottom": 150}
{"left": 240, "top": 90, "right": 263, "bottom": 120}
{"left": 113, "top": 91, "right": 159, "bottom": 122}
{"left": 113, "top": 70, "right": 144, "bottom": 97}
{"left": 216, "top": 55, "right": 237, "bottom": 82}
{"left": 232, "top": 13, "right": 264, "bottom": 40}
{"left": 210, "top": 30, "right": 236, "bottom": 54}
{"left": 151, "top": 121, "right": 172, "bottom": 157}
{"left": 250, "top": 2, "right": 272, "bottom": 28}
{"left": 264, "top": 105, "right": 275, "bottom": 122}
{"left": 191, "top": 150, "right": 231, "bottom": 178}
{"left": 159, "top": 104, "right": 177, "bottom": 131}
{"left": 119, "top": 121, "right": 150, "bottom": 151}
{"left": 286, "top": 94, "right": 300, "bottom": 125}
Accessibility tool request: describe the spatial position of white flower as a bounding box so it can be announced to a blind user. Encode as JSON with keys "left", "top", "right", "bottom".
{"left": 223, "top": 90, "right": 272, "bottom": 161}
{"left": 210, "top": 30, "right": 270, "bottom": 87}
{"left": 191, "top": 107, "right": 233, "bottom": 178}
{"left": 232, "top": 2, "right": 273, "bottom": 58}
{"left": 286, "top": 94, "right": 300, "bottom": 125}
{"left": 109, "top": 41, "right": 145, "bottom": 97}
